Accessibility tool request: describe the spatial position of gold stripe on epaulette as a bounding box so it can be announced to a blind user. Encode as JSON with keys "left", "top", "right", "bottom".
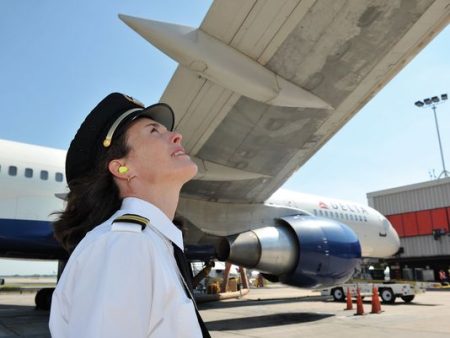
{"left": 113, "top": 213, "right": 149, "bottom": 228}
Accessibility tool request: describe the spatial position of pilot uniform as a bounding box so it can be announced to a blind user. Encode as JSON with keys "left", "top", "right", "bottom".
{"left": 49, "top": 197, "right": 202, "bottom": 337}
{"left": 49, "top": 93, "right": 210, "bottom": 337}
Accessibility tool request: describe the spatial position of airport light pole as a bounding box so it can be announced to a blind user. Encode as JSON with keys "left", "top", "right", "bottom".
{"left": 414, "top": 93, "right": 449, "bottom": 179}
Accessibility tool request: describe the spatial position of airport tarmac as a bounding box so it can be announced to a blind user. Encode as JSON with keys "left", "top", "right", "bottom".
{"left": 0, "top": 284, "right": 449, "bottom": 337}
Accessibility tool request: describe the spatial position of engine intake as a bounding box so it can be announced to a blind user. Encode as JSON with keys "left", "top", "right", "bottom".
{"left": 218, "top": 215, "right": 361, "bottom": 288}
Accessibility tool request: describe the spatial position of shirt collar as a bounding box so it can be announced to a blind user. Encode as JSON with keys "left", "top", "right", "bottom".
{"left": 120, "top": 197, "right": 184, "bottom": 250}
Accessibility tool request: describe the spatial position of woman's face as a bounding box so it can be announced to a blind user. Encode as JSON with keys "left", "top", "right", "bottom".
{"left": 122, "top": 117, "right": 198, "bottom": 186}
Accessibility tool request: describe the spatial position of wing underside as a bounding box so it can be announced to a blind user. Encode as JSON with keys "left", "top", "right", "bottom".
{"left": 155, "top": 0, "right": 449, "bottom": 204}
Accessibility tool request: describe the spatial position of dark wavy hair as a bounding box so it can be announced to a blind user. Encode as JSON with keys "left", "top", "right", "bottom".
{"left": 53, "top": 130, "right": 130, "bottom": 253}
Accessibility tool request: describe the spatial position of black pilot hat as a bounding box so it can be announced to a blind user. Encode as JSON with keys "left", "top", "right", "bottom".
{"left": 66, "top": 92, "right": 175, "bottom": 187}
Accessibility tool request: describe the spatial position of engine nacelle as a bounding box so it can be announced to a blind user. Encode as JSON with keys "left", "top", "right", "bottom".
{"left": 218, "top": 215, "right": 361, "bottom": 288}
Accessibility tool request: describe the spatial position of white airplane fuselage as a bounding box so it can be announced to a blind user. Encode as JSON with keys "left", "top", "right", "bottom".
{"left": 266, "top": 190, "right": 400, "bottom": 258}
{"left": 0, "top": 139, "right": 399, "bottom": 260}
{"left": 0, "top": 140, "right": 66, "bottom": 221}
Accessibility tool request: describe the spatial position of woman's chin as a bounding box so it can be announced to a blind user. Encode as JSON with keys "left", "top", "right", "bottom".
{"left": 185, "top": 162, "right": 199, "bottom": 181}
{"left": 176, "top": 161, "right": 198, "bottom": 184}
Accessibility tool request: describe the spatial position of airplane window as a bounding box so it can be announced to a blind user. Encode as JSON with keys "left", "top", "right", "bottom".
{"left": 55, "top": 172, "right": 64, "bottom": 182}
{"left": 345, "top": 214, "right": 349, "bottom": 220}
{"left": 319, "top": 210, "right": 323, "bottom": 216}
{"left": 40, "top": 170, "right": 49, "bottom": 180}
{"left": 324, "top": 211, "right": 329, "bottom": 217}
{"left": 364, "top": 216, "right": 367, "bottom": 222}
{"left": 25, "top": 168, "right": 33, "bottom": 178}
{"left": 340, "top": 213, "right": 344, "bottom": 219}
{"left": 313, "top": 209, "right": 317, "bottom": 216}
{"left": 359, "top": 215, "right": 363, "bottom": 222}
{"left": 8, "top": 166, "right": 17, "bottom": 176}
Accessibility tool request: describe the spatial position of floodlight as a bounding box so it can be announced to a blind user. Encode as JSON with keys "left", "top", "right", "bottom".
{"left": 414, "top": 93, "right": 449, "bottom": 179}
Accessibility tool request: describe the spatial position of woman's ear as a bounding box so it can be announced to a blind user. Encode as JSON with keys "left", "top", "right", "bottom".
{"left": 108, "top": 160, "right": 128, "bottom": 180}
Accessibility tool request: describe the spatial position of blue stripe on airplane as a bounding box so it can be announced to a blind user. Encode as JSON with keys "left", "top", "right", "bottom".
{"left": 0, "top": 218, "right": 68, "bottom": 260}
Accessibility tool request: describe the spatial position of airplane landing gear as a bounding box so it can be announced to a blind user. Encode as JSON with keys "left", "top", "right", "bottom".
{"left": 35, "top": 287, "right": 54, "bottom": 310}
{"left": 35, "top": 260, "right": 66, "bottom": 310}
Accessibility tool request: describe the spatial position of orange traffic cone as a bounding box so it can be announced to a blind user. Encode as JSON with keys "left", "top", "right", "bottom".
{"left": 371, "top": 286, "right": 382, "bottom": 314}
{"left": 354, "top": 287, "right": 365, "bottom": 316}
{"left": 345, "top": 288, "right": 353, "bottom": 310}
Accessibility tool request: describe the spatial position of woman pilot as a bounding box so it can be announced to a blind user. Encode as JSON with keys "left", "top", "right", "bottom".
{"left": 49, "top": 93, "right": 210, "bottom": 337}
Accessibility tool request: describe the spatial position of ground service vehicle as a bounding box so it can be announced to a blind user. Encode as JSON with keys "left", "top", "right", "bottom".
{"left": 320, "top": 281, "right": 428, "bottom": 304}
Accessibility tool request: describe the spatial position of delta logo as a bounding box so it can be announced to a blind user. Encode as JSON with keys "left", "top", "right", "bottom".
{"left": 319, "top": 201, "right": 329, "bottom": 209}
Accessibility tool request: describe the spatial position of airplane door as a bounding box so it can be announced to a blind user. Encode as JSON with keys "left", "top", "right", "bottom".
{"left": 379, "top": 219, "right": 388, "bottom": 237}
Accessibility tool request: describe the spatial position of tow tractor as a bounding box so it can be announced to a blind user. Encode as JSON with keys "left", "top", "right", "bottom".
{"left": 320, "top": 280, "right": 428, "bottom": 304}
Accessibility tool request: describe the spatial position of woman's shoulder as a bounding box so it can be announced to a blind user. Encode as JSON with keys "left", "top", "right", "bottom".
{"left": 71, "top": 218, "right": 162, "bottom": 261}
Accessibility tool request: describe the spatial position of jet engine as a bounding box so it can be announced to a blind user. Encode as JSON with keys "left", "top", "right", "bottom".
{"left": 217, "top": 215, "right": 361, "bottom": 288}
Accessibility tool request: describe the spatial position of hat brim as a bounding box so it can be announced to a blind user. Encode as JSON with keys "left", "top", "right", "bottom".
{"left": 133, "top": 102, "right": 175, "bottom": 132}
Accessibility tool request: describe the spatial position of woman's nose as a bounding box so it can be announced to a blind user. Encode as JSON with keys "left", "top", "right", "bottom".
{"left": 170, "top": 131, "right": 182, "bottom": 144}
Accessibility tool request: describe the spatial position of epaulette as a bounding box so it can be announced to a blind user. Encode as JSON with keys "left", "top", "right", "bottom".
{"left": 111, "top": 213, "right": 149, "bottom": 232}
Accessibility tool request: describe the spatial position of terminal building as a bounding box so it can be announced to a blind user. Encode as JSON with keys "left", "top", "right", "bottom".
{"left": 367, "top": 177, "right": 450, "bottom": 282}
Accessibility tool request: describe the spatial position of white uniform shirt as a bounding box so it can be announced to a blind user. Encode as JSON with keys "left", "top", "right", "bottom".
{"left": 49, "top": 197, "right": 202, "bottom": 338}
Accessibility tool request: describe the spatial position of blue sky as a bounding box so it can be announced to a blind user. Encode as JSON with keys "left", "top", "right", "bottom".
{"left": 0, "top": 1, "right": 449, "bottom": 275}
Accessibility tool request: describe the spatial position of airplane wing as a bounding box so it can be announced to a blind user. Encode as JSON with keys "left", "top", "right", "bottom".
{"left": 122, "top": 0, "right": 449, "bottom": 204}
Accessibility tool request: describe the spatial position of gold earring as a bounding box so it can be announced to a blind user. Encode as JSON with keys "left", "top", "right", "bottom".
{"left": 118, "top": 166, "right": 128, "bottom": 174}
